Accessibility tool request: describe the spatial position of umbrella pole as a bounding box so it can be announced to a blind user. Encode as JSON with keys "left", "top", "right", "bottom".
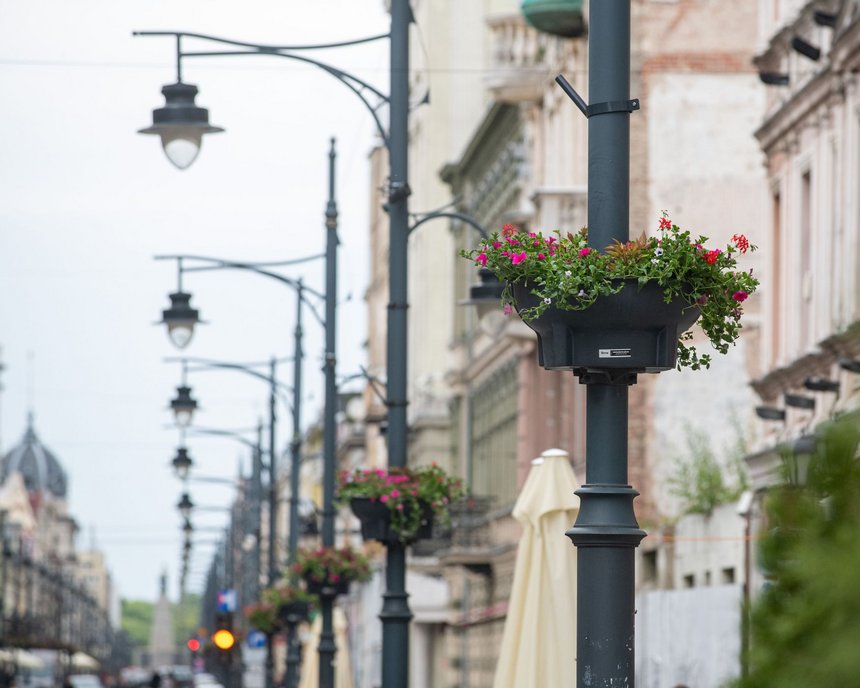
{"left": 564, "top": 2, "right": 645, "bottom": 686}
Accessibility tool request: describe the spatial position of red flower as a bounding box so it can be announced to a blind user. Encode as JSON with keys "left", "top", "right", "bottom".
{"left": 501, "top": 223, "right": 517, "bottom": 237}
{"left": 658, "top": 216, "right": 672, "bottom": 230}
{"left": 703, "top": 249, "right": 721, "bottom": 265}
{"left": 732, "top": 291, "right": 748, "bottom": 302}
{"left": 732, "top": 233, "right": 750, "bottom": 254}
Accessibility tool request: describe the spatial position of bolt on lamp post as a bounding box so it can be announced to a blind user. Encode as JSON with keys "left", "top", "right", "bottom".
{"left": 136, "top": 8, "right": 408, "bottom": 685}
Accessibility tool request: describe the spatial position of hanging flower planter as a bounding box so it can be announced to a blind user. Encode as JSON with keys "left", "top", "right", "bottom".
{"left": 291, "top": 546, "right": 371, "bottom": 599}
{"left": 350, "top": 496, "right": 434, "bottom": 544}
{"left": 338, "top": 465, "right": 466, "bottom": 544}
{"left": 461, "top": 216, "right": 759, "bottom": 372}
{"left": 511, "top": 278, "right": 700, "bottom": 371}
{"left": 245, "top": 583, "right": 317, "bottom": 632}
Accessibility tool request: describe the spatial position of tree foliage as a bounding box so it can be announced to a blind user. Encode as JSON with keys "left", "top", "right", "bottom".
{"left": 121, "top": 599, "right": 154, "bottom": 647}
{"left": 668, "top": 422, "right": 748, "bottom": 516}
{"left": 735, "top": 420, "right": 860, "bottom": 688}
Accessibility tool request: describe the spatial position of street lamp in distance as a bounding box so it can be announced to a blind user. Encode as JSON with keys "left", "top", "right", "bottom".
{"left": 172, "top": 447, "right": 193, "bottom": 480}
{"left": 171, "top": 385, "right": 198, "bottom": 427}
{"left": 178, "top": 493, "right": 194, "bottom": 520}
{"left": 160, "top": 291, "right": 201, "bottom": 349}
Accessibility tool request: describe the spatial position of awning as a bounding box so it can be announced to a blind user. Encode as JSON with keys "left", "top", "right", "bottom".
{"left": 0, "top": 649, "right": 46, "bottom": 669}
{"left": 70, "top": 652, "right": 100, "bottom": 671}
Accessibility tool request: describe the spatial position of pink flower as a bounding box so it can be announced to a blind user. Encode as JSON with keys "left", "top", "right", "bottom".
{"left": 475, "top": 252, "right": 488, "bottom": 267}
{"left": 380, "top": 495, "right": 389, "bottom": 503}
{"left": 492, "top": 241, "right": 502, "bottom": 249}
{"left": 511, "top": 252, "right": 527, "bottom": 265}
{"left": 506, "top": 237, "right": 520, "bottom": 246}
{"left": 579, "top": 248, "right": 591, "bottom": 257}
{"left": 658, "top": 216, "right": 671, "bottom": 230}
{"left": 528, "top": 232, "right": 537, "bottom": 238}
{"left": 732, "top": 291, "right": 748, "bottom": 302}
{"left": 330, "top": 573, "right": 341, "bottom": 583}
{"left": 390, "top": 490, "right": 401, "bottom": 498}
{"left": 396, "top": 504, "right": 404, "bottom": 511}
{"left": 537, "top": 253, "right": 546, "bottom": 260}
{"left": 503, "top": 304, "right": 513, "bottom": 316}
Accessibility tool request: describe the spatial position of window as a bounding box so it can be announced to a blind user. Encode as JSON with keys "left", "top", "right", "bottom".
{"left": 722, "top": 567, "right": 736, "bottom": 584}
{"left": 470, "top": 359, "right": 519, "bottom": 505}
{"left": 683, "top": 574, "right": 695, "bottom": 588}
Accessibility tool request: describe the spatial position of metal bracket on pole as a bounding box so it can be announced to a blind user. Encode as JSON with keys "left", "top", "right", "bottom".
{"left": 555, "top": 74, "right": 640, "bottom": 119}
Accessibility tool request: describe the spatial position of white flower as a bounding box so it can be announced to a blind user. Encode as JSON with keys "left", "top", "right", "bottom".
{"left": 654, "top": 247, "right": 664, "bottom": 257}
{"left": 577, "top": 289, "right": 586, "bottom": 298}
{"left": 543, "top": 297, "right": 552, "bottom": 305}
{"left": 564, "top": 270, "right": 572, "bottom": 277}
{"left": 651, "top": 258, "right": 659, "bottom": 264}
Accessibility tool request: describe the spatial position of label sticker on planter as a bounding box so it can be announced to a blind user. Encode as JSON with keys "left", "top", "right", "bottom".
{"left": 599, "top": 348, "right": 632, "bottom": 358}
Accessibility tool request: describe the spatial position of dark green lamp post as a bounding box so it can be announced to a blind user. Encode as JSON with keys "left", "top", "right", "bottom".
{"left": 522, "top": 0, "right": 586, "bottom": 38}
{"left": 138, "top": 81, "right": 224, "bottom": 170}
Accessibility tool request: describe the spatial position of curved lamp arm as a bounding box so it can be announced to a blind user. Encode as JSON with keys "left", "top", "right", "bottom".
{"left": 155, "top": 254, "right": 327, "bottom": 328}
{"left": 134, "top": 30, "right": 391, "bottom": 145}
{"left": 408, "top": 210, "right": 489, "bottom": 239}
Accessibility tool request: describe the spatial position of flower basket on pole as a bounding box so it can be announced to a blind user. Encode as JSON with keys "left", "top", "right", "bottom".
{"left": 462, "top": 217, "right": 758, "bottom": 373}
{"left": 338, "top": 465, "right": 466, "bottom": 544}
{"left": 291, "top": 546, "right": 371, "bottom": 599}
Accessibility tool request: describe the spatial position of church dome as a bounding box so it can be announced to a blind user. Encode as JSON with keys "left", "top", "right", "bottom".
{"left": 2, "top": 414, "right": 68, "bottom": 499}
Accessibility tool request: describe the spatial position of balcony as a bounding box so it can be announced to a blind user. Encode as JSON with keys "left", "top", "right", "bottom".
{"left": 486, "top": 14, "right": 565, "bottom": 103}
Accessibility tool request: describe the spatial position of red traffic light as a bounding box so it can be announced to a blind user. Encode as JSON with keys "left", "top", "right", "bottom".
{"left": 187, "top": 638, "right": 201, "bottom": 652}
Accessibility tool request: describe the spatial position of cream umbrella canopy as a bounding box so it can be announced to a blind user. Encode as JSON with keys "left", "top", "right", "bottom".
{"left": 492, "top": 447, "right": 580, "bottom": 688}
{"left": 298, "top": 606, "right": 354, "bottom": 688}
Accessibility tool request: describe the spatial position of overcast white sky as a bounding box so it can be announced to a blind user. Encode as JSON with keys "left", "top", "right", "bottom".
{"left": 0, "top": 0, "right": 389, "bottom": 602}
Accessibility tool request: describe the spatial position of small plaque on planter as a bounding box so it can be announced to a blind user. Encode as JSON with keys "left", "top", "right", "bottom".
{"left": 513, "top": 279, "right": 699, "bottom": 373}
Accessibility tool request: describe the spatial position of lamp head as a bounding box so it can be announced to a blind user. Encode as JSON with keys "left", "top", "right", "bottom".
{"left": 172, "top": 447, "right": 193, "bottom": 480}
{"left": 177, "top": 493, "right": 194, "bottom": 519}
{"left": 138, "top": 82, "right": 224, "bottom": 170}
{"left": 461, "top": 267, "right": 506, "bottom": 322}
{"left": 803, "top": 377, "right": 840, "bottom": 393}
{"left": 161, "top": 291, "right": 200, "bottom": 349}
{"left": 171, "top": 386, "right": 198, "bottom": 427}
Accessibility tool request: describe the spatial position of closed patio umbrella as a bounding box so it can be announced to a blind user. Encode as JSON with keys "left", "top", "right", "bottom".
{"left": 492, "top": 447, "right": 580, "bottom": 688}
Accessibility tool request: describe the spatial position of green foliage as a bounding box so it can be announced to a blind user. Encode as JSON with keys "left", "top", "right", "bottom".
{"left": 120, "top": 599, "right": 154, "bottom": 647}
{"left": 668, "top": 423, "right": 748, "bottom": 516}
{"left": 460, "top": 216, "right": 759, "bottom": 370}
{"left": 733, "top": 420, "right": 860, "bottom": 688}
{"left": 120, "top": 595, "right": 201, "bottom": 649}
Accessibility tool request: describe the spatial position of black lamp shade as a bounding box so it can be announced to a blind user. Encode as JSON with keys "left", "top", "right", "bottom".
{"left": 171, "top": 386, "right": 198, "bottom": 427}
{"left": 172, "top": 447, "right": 193, "bottom": 480}
{"left": 803, "top": 377, "right": 840, "bottom": 393}
{"left": 462, "top": 268, "right": 507, "bottom": 321}
{"left": 138, "top": 82, "right": 224, "bottom": 170}
{"left": 177, "top": 493, "right": 194, "bottom": 519}
{"left": 756, "top": 406, "right": 786, "bottom": 421}
{"left": 182, "top": 518, "right": 193, "bottom": 536}
{"left": 161, "top": 292, "right": 200, "bottom": 349}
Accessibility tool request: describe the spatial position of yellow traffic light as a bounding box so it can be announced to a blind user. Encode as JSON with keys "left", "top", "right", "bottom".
{"left": 212, "top": 629, "right": 236, "bottom": 650}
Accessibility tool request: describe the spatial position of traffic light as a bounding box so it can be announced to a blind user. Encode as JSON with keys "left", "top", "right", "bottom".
{"left": 211, "top": 612, "right": 236, "bottom": 656}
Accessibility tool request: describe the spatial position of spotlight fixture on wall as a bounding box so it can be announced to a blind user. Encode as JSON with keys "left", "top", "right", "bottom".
{"left": 813, "top": 11, "right": 837, "bottom": 28}
{"left": 839, "top": 357, "right": 860, "bottom": 374}
{"left": 759, "top": 72, "right": 790, "bottom": 86}
{"left": 792, "top": 36, "right": 821, "bottom": 61}
{"left": 755, "top": 406, "right": 786, "bottom": 421}
{"left": 784, "top": 393, "right": 816, "bottom": 410}
{"left": 803, "top": 377, "right": 840, "bottom": 393}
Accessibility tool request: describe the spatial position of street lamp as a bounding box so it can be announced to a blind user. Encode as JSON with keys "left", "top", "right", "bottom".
{"left": 138, "top": 81, "right": 224, "bottom": 170}
{"left": 160, "top": 289, "right": 201, "bottom": 349}
{"left": 172, "top": 447, "right": 193, "bottom": 479}
{"left": 136, "top": 12, "right": 407, "bottom": 687}
{"left": 178, "top": 493, "right": 194, "bottom": 520}
{"left": 170, "top": 385, "right": 198, "bottom": 427}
